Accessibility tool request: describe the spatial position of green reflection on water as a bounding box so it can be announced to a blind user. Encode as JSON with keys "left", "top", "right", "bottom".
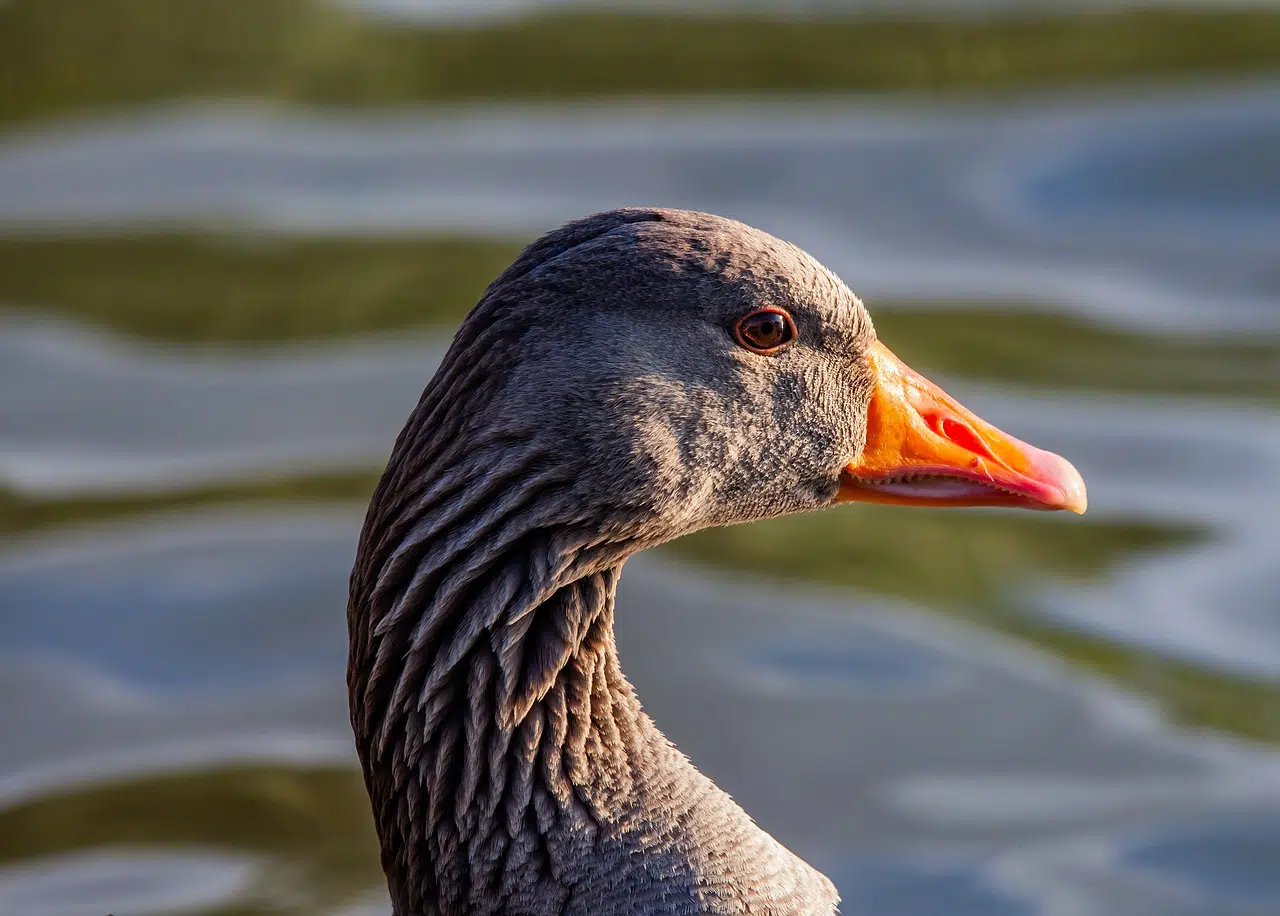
{"left": 0, "top": 765, "right": 381, "bottom": 916}
{"left": 3, "top": 0, "right": 1280, "bottom": 127}
{"left": 0, "top": 235, "right": 522, "bottom": 343}
{"left": 677, "top": 504, "right": 1200, "bottom": 609}
{"left": 4, "top": 233, "right": 1277, "bottom": 402}
{"left": 873, "top": 307, "right": 1280, "bottom": 404}
{"left": 0, "top": 474, "right": 380, "bottom": 538}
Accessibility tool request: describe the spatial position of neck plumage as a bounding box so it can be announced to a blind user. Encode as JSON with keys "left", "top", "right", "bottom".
{"left": 347, "top": 351, "right": 837, "bottom": 915}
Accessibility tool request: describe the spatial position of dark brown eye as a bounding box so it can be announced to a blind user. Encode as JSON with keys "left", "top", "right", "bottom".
{"left": 733, "top": 309, "right": 796, "bottom": 354}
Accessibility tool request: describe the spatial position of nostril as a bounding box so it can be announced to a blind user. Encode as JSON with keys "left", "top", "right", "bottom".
{"left": 939, "top": 417, "right": 994, "bottom": 459}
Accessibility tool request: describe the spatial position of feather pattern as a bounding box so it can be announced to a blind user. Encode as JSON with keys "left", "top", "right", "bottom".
{"left": 348, "top": 208, "right": 879, "bottom": 915}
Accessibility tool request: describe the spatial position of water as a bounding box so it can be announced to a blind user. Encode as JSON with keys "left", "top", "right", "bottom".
{"left": 1, "top": 5, "right": 1279, "bottom": 915}
{"left": 343, "top": 0, "right": 1280, "bottom": 26}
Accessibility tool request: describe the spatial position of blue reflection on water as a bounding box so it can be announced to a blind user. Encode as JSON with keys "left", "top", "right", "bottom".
{"left": 0, "top": 525, "right": 350, "bottom": 691}
{"left": 1018, "top": 101, "right": 1280, "bottom": 244}
{"left": 1124, "top": 816, "right": 1280, "bottom": 908}
{"left": 745, "top": 639, "right": 956, "bottom": 696}
{"left": 827, "top": 858, "right": 1030, "bottom": 916}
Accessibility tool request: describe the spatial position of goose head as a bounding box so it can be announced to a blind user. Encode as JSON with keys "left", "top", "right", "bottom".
{"left": 349, "top": 207, "right": 1085, "bottom": 916}
{"left": 439, "top": 207, "right": 1082, "bottom": 544}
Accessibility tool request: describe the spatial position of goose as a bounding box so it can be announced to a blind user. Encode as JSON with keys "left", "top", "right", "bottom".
{"left": 347, "top": 208, "right": 1086, "bottom": 916}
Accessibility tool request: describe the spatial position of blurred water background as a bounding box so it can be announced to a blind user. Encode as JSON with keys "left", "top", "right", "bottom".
{"left": 1, "top": 1, "right": 1279, "bottom": 914}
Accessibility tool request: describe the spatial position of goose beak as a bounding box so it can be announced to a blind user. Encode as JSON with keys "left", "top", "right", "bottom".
{"left": 838, "top": 341, "right": 1087, "bottom": 513}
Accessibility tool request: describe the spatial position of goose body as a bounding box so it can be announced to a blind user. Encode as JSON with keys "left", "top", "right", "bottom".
{"left": 347, "top": 209, "right": 1085, "bottom": 916}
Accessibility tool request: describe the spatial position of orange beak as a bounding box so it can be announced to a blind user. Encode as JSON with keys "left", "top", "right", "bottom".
{"left": 838, "top": 342, "right": 1087, "bottom": 513}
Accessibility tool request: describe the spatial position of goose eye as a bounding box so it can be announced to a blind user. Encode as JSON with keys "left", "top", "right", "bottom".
{"left": 734, "top": 309, "right": 796, "bottom": 354}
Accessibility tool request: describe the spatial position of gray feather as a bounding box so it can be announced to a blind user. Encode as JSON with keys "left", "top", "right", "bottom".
{"left": 349, "top": 208, "right": 878, "bottom": 916}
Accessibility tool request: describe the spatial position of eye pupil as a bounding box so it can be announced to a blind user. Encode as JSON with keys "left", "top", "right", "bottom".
{"left": 735, "top": 309, "right": 795, "bottom": 353}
